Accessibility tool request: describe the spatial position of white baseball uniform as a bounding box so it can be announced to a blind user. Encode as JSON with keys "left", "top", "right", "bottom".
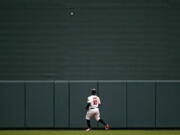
{"left": 85, "top": 95, "right": 101, "bottom": 121}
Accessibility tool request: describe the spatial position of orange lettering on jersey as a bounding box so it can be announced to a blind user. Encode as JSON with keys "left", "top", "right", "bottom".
{"left": 93, "top": 98, "right": 98, "bottom": 105}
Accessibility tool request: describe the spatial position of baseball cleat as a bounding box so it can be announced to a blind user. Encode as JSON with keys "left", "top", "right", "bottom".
{"left": 86, "top": 128, "right": 91, "bottom": 131}
{"left": 105, "top": 124, "right": 109, "bottom": 130}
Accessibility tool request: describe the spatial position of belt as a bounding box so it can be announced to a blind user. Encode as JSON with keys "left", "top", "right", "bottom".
{"left": 90, "top": 107, "right": 98, "bottom": 109}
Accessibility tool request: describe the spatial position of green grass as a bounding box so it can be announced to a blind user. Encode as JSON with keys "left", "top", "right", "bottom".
{"left": 0, "top": 130, "right": 180, "bottom": 135}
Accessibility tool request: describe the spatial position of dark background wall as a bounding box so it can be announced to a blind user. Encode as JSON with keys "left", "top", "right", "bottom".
{"left": 0, "top": 80, "right": 180, "bottom": 129}
{"left": 0, "top": 0, "right": 180, "bottom": 80}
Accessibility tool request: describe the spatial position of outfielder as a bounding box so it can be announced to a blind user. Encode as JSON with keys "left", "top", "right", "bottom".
{"left": 85, "top": 88, "right": 109, "bottom": 131}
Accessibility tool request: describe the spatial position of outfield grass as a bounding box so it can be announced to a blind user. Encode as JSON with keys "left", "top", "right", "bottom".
{"left": 0, "top": 130, "right": 180, "bottom": 135}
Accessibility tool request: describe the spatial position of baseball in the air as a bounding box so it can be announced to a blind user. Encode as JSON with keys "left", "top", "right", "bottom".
{"left": 70, "top": 12, "right": 74, "bottom": 16}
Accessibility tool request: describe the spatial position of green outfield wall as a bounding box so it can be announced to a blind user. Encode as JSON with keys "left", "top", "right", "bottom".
{"left": 0, "top": 80, "right": 180, "bottom": 129}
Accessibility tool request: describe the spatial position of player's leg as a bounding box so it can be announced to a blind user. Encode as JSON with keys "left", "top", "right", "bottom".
{"left": 86, "top": 120, "right": 91, "bottom": 130}
{"left": 95, "top": 110, "right": 109, "bottom": 130}
{"left": 98, "top": 119, "right": 109, "bottom": 129}
{"left": 98, "top": 119, "right": 106, "bottom": 125}
{"left": 85, "top": 111, "right": 92, "bottom": 131}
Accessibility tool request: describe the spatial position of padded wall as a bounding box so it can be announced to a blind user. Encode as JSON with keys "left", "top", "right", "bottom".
{"left": 156, "top": 81, "right": 180, "bottom": 128}
{"left": 99, "top": 81, "right": 126, "bottom": 128}
{"left": 0, "top": 81, "right": 25, "bottom": 128}
{"left": 0, "top": 80, "right": 180, "bottom": 128}
{"left": 55, "top": 81, "right": 69, "bottom": 128}
{"left": 127, "top": 81, "right": 155, "bottom": 128}
{"left": 26, "top": 81, "right": 53, "bottom": 128}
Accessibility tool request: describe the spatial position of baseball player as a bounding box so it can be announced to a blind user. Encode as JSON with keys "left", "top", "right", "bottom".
{"left": 85, "top": 88, "right": 109, "bottom": 131}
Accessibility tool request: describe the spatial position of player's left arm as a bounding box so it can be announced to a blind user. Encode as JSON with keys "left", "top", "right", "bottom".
{"left": 85, "top": 97, "right": 91, "bottom": 110}
{"left": 85, "top": 103, "right": 90, "bottom": 110}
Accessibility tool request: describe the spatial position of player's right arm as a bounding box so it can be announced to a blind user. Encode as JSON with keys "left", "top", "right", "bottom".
{"left": 97, "top": 97, "right": 101, "bottom": 108}
{"left": 98, "top": 97, "right": 101, "bottom": 105}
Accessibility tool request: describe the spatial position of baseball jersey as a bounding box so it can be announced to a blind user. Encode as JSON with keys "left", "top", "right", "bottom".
{"left": 87, "top": 95, "right": 101, "bottom": 109}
